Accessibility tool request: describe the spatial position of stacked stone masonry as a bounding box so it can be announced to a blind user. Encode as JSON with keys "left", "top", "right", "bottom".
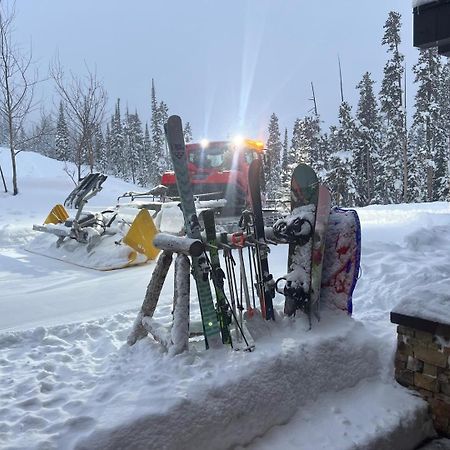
{"left": 395, "top": 325, "right": 450, "bottom": 436}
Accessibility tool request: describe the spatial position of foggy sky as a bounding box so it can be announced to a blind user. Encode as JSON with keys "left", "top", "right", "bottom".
{"left": 15, "top": 0, "right": 416, "bottom": 141}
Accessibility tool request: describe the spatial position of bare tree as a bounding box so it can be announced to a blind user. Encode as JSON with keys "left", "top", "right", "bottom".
{"left": 50, "top": 58, "right": 107, "bottom": 181}
{"left": 0, "top": 1, "right": 38, "bottom": 195}
{"left": 0, "top": 160, "right": 6, "bottom": 192}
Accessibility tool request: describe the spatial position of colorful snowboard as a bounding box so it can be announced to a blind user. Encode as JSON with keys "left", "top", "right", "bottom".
{"left": 320, "top": 207, "right": 361, "bottom": 315}
{"left": 309, "top": 185, "right": 332, "bottom": 322}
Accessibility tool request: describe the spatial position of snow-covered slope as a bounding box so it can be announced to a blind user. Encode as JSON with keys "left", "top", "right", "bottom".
{"left": 1, "top": 150, "right": 445, "bottom": 449}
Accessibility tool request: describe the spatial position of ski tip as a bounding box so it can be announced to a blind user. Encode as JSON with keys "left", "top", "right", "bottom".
{"left": 168, "top": 115, "right": 182, "bottom": 126}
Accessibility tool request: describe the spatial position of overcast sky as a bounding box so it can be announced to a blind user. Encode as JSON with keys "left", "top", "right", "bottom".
{"left": 14, "top": 0, "right": 416, "bottom": 141}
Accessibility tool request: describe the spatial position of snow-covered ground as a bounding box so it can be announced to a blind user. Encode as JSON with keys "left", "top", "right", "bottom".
{"left": 1, "top": 149, "right": 447, "bottom": 449}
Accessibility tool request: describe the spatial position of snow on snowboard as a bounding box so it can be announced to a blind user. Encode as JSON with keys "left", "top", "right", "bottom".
{"left": 274, "top": 163, "right": 358, "bottom": 324}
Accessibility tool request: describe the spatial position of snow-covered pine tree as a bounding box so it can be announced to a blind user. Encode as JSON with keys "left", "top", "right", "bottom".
{"left": 290, "top": 118, "right": 310, "bottom": 167}
{"left": 354, "top": 72, "right": 382, "bottom": 206}
{"left": 150, "top": 79, "right": 166, "bottom": 186}
{"left": 93, "top": 124, "right": 107, "bottom": 174}
{"left": 184, "top": 121, "right": 193, "bottom": 143}
{"left": 327, "top": 102, "right": 357, "bottom": 206}
{"left": 281, "top": 127, "right": 289, "bottom": 196}
{"left": 379, "top": 11, "right": 407, "bottom": 204}
{"left": 143, "top": 122, "right": 153, "bottom": 187}
{"left": 316, "top": 133, "right": 331, "bottom": 183}
{"left": 158, "top": 100, "right": 170, "bottom": 170}
{"left": 289, "top": 115, "right": 321, "bottom": 172}
{"left": 436, "top": 58, "right": 450, "bottom": 200}
{"left": 265, "top": 112, "right": 282, "bottom": 199}
{"left": 127, "top": 111, "right": 145, "bottom": 185}
{"left": 122, "top": 107, "right": 132, "bottom": 181}
{"left": 410, "top": 48, "right": 446, "bottom": 202}
{"left": 104, "top": 123, "right": 112, "bottom": 173}
{"left": 110, "top": 99, "right": 126, "bottom": 178}
{"left": 55, "top": 101, "right": 70, "bottom": 161}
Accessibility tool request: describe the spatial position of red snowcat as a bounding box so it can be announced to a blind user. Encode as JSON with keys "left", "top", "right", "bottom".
{"left": 161, "top": 138, "right": 265, "bottom": 214}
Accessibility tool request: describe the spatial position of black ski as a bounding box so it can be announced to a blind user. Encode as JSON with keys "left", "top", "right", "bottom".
{"left": 165, "top": 115, "right": 222, "bottom": 350}
{"left": 248, "top": 159, "right": 275, "bottom": 320}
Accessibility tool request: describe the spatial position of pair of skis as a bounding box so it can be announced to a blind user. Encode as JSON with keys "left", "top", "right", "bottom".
{"left": 165, "top": 116, "right": 253, "bottom": 351}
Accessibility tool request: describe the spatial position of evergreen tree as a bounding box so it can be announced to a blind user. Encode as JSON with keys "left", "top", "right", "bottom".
{"left": 94, "top": 125, "right": 107, "bottom": 173}
{"left": 110, "top": 99, "right": 125, "bottom": 177}
{"left": 290, "top": 118, "right": 310, "bottom": 167}
{"left": 436, "top": 58, "right": 450, "bottom": 200}
{"left": 55, "top": 101, "right": 70, "bottom": 161}
{"left": 150, "top": 79, "right": 166, "bottom": 186}
{"left": 142, "top": 122, "right": 152, "bottom": 187}
{"left": 327, "top": 102, "right": 357, "bottom": 206}
{"left": 184, "top": 121, "right": 193, "bottom": 143}
{"left": 316, "top": 133, "right": 331, "bottom": 182}
{"left": 289, "top": 115, "right": 321, "bottom": 172}
{"left": 104, "top": 123, "right": 112, "bottom": 173}
{"left": 379, "top": 11, "right": 407, "bottom": 203}
{"left": 159, "top": 100, "right": 170, "bottom": 170}
{"left": 281, "top": 127, "right": 289, "bottom": 196}
{"left": 410, "top": 48, "right": 446, "bottom": 202}
{"left": 354, "top": 72, "right": 382, "bottom": 205}
{"left": 127, "top": 111, "right": 145, "bottom": 185}
{"left": 265, "top": 113, "right": 282, "bottom": 198}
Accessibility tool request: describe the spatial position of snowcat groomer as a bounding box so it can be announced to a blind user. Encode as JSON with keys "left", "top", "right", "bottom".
{"left": 160, "top": 138, "right": 265, "bottom": 215}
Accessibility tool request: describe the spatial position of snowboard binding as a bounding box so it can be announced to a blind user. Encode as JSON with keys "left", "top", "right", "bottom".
{"left": 273, "top": 217, "right": 313, "bottom": 246}
{"left": 275, "top": 276, "right": 309, "bottom": 316}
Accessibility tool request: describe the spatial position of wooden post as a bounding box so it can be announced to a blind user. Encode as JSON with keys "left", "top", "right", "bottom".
{"left": 127, "top": 250, "right": 174, "bottom": 345}
{"left": 169, "top": 254, "right": 190, "bottom": 355}
{"left": 153, "top": 233, "right": 204, "bottom": 256}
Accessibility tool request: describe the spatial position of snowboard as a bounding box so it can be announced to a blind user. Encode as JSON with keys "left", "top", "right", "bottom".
{"left": 321, "top": 207, "right": 361, "bottom": 315}
{"left": 273, "top": 164, "right": 319, "bottom": 317}
{"left": 165, "top": 115, "right": 222, "bottom": 350}
{"left": 248, "top": 159, "right": 275, "bottom": 321}
{"left": 309, "top": 185, "right": 332, "bottom": 322}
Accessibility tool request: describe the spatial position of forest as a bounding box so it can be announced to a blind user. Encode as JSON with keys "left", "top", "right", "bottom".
{"left": 0, "top": 10, "right": 447, "bottom": 208}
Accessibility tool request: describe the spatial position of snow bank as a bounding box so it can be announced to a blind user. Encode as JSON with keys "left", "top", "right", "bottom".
{"left": 413, "top": 0, "right": 437, "bottom": 7}
{"left": 0, "top": 311, "right": 388, "bottom": 450}
{"left": 2, "top": 151, "right": 448, "bottom": 449}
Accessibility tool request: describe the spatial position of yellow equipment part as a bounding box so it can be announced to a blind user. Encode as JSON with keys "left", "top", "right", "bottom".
{"left": 123, "top": 209, "right": 160, "bottom": 261}
{"left": 44, "top": 204, "right": 69, "bottom": 225}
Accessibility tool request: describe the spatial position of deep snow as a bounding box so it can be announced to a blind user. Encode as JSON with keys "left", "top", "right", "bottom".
{"left": 1, "top": 149, "right": 447, "bottom": 449}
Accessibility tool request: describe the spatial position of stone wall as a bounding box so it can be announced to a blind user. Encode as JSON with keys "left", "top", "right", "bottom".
{"left": 395, "top": 324, "right": 450, "bottom": 436}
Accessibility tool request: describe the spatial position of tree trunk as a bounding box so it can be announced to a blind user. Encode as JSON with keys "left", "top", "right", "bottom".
{"left": 10, "top": 146, "right": 18, "bottom": 195}
{"left": 0, "top": 162, "right": 7, "bottom": 192}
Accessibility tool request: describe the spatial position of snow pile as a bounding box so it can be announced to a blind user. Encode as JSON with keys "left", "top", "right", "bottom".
{"left": 0, "top": 311, "right": 397, "bottom": 450}
{"left": 2, "top": 150, "right": 449, "bottom": 449}
{"left": 413, "top": 0, "right": 437, "bottom": 7}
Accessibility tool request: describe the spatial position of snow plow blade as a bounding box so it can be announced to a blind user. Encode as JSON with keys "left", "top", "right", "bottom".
{"left": 44, "top": 204, "right": 69, "bottom": 225}
{"left": 123, "top": 209, "right": 160, "bottom": 261}
{"left": 28, "top": 208, "right": 160, "bottom": 271}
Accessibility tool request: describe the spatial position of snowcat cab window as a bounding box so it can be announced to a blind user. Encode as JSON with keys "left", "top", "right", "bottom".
{"left": 188, "top": 145, "right": 233, "bottom": 170}
{"left": 244, "top": 150, "right": 258, "bottom": 165}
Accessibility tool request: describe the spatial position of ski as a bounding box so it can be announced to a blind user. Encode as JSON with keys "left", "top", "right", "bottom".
{"left": 248, "top": 159, "right": 275, "bottom": 321}
{"left": 274, "top": 164, "right": 319, "bottom": 319}
{"left": 165, "top": 115, "right": 222, "bottom": 350}
{"left": 202, "top": 209, "right": 233, "bottom": 345}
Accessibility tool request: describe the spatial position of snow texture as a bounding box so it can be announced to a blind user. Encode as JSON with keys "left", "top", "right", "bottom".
{"left": 1, "top": 150, "right": 446, "bottom": 450}
{"left": 413, "top": 0, "right": 437, "bottom": 7}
